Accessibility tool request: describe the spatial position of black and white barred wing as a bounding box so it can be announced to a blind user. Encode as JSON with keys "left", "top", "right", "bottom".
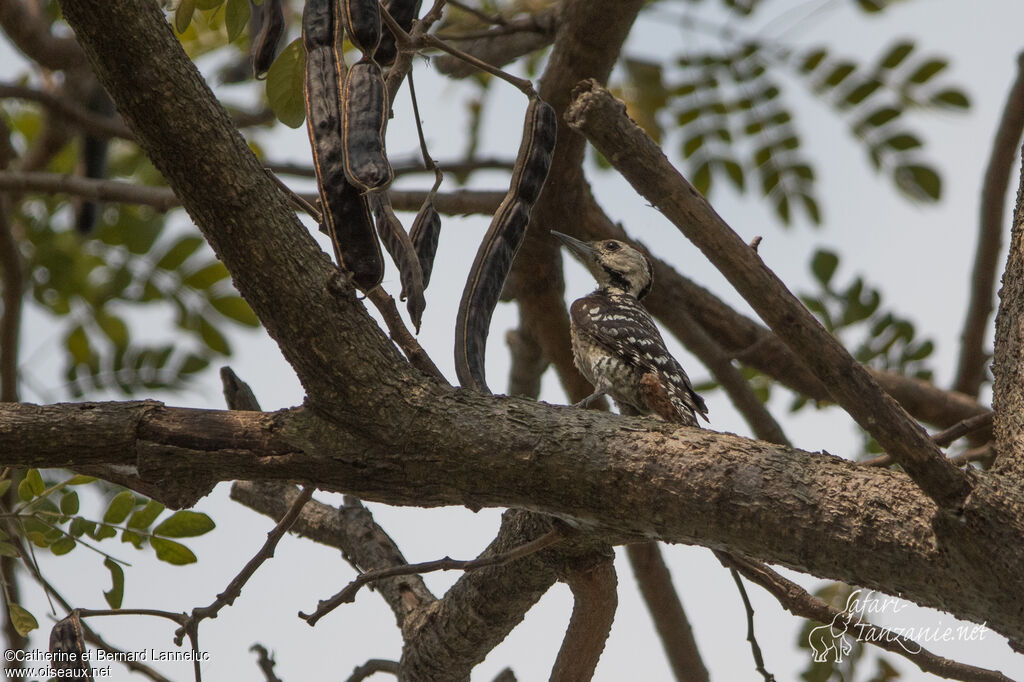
{"left": 571, "top": 294, "right": 708, "bottom": 421}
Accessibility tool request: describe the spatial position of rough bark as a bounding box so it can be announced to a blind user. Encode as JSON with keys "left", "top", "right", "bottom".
{"left": 4, "top": 399, "right": 1024, "bottom": 647}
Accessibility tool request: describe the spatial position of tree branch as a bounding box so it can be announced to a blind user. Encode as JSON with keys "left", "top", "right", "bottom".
{"left": 5, "top": 399, "right": 1024, "bottom": 646}
{"left": 548, "top": 556, "right": 617, "bottom": 682}
{"left": 0, "top": 0, "right": 85, "bottom": 70}
{"left": 625, "top": 543, "right": 709, "bottom": 682}
{"left": 954, "top": 52, "right": 1024, "bottom": 396}
{"left": 565, "top": 79, "right": 972, "bottom": 510}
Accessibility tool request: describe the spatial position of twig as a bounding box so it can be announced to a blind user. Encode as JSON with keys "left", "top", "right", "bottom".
{"left": 299, "top": 527, "right": 564, "bottom": 626}
{"left": 420, "top": 34, "right": 536, "bottom": 97}
{"left": 953, "top": 52, "right": 1024, "bottom": 397}
{"left": 0, "top": 193, "right": 22, "bottom": 403}
{"left": 364, "top": 285, "right": 446, "bottom": 380}
{"left": 267, "top": 156, "right": 515, "bottom": 180}
{"left": 861, "top": 411, "right": 994, "bottom": 467}
{"left": 548, "top": 556, "right": 617, "bottom": 682}
{"left": 264, "top": 168, "right": 321, "bottom": 223}
{"left": 727, "top": 556, "right": 1015, "bottom": 682}
{"left": 718, "top": 555, "right": 774, "bottom": 682}
{"left": 626, "top": 543, "right": 709, "bottom": 682}
{"left": 345, "top": 659, "right": 400, "bottom": 682}
{"left": 564, "top": 79, "right": 972, "bottom": 510}
{"left": 249, "top": 644, "right": 283, "bottom": 682}
{"left": 173, "top": 486, "right": 315, "bottom": 645}
{"left": 0, "top": 82, "right": 130, "bottom": 139}
{"left": 382, "top": 0, "right": 448, "bottom": 106}
{"left": 406, "top": 71, "right": 444, "bottom": 195}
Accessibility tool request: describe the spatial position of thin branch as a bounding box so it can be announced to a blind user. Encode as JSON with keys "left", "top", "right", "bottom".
{"left": 0, "top": 192, "right": 21, "bottom": 403}
{"left": 861, "top": 411, "right": 995, "bottom": 467}
{"left": 548, "top": 556, "right": 617, "bottom": 682}
{"left": 299, "top": 528, "right": 565, "bottom": 627}
{"left": 364, "top": 285, "right": 446, "bottom": 381}
{"left": 173, "top": 486, "right": 315, "bottom": 646}
{"left": 0, "top": 83, "right": 130, "bottom": 139}
{"left": 953, "top": 52, "right": 1024, "bottom": 396}
{"left": 420, "top": 33, "right": 536, "bottom": 97}
{"left": 267, "top": 156, "right": 516, "bottom": 180}
{"left": 345, "top": 659, "right": 400, "bottom": 682}
{"left": 249, "top": 644, "right": 283, "bottom": 682}
{"left": 565, "top": 80, "right": 972, "bottom": 510}
{"left": 0, "top": 1, "right": 84, "bottom": 70}
{"left": 728, "top": 556, "right": 1015, "bottom": 682}
{"left": 719, "top": 556, "right": 774, "bottom": 682}
{"left": 625, "top": 543, "right": 709, "bottom": 682}
{"left": 0, "top": 170, "right": 503, "bottom": 215}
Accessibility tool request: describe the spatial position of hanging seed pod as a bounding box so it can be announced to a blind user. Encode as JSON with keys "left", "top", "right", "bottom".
{"left": 49, "top": 613, "right": 91, "bottom": 677}
{"left": 372, "top": 195, "right": 426, "bottom": 331}
{"left": 340, "top": 0, "right": 381, "bottom": 58}
{"left": 251, "top": 0, "right": 285, "bottom": 79}
{"left": 408, "top": 197, "right": 441, "bottom": 289}
{"left": 455, "top": 97, "right": 557, "bottom": 391}
{"left": 376, "top": 0, "right": 422, "bottom": 66}
{"left": 303, "top": 0, "right": 384, "bottom": 290}
{"left": 342, "top": 59, "right": 393, "bottom": 193}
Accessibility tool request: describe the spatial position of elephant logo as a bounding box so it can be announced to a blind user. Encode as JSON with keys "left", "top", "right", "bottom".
{"left": 808, "top": 613, "right": 854, "bottom": 663}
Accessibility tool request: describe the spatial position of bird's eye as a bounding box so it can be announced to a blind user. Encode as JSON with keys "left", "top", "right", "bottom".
{"left": 604, "top": 242, "right": 621, "bottom": 252}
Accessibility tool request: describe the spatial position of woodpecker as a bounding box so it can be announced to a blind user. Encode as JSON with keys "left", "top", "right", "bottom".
{"left": 551, "top": 231, "right": 708, "bottom": 426}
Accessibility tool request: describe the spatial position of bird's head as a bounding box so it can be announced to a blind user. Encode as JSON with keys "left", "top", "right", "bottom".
{"left": 551, "top": 231, "right": 653, "bottom": 299}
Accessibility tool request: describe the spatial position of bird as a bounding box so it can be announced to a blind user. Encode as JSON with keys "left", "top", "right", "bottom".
{"left": 551, "top": 231, "right": 708, "bottom": 426}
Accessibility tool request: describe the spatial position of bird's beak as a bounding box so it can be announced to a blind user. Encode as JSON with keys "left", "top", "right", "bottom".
{"left": 550, "top": 231, "right": 596, "bottom": 261}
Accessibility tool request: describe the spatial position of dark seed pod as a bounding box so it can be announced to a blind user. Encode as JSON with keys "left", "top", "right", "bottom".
{"left": 303, "top": 0, "right": 384, "bottom": 290}
{"left": 409, "top": 197, "right": 441, "bottom": 289}
{"left": 376, "top": 0, "right": 422, "bottom": 66}
{"left": 455, "top": 97, "right": 557, "bottom": 392}
{"left": 251, "top": 0, "right": 285, "bottom": 79}
{"left": 340, "top": 0, "right": 381, "bottom": 58}
{"left": 342, "top": 60, "right": 393, "bottom": 193}
{"left": 373, "top": 195, "right": 426, "bottom": 331}
{"left": 50, "top": 613, "right": 91, "bottom": 677}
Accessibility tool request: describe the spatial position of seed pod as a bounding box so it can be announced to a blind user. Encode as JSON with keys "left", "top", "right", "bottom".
{"left": 409, "top": 197, "right": 441, "bottom": 289}
{"left": 251, "top": 0, "right": 285, "bottom": 79}
{"left": 303, "top": 0, "right": 384, "bottom": 290}
{"left": 340, "top": 0, "right": 381, "bottom": 58}
{"left": 50, "top": 614, "right": 91, "bottom": 677}
{"left": 455, "top": 97, "right": 557, "bottom": 392}
{"left": 342, "top": 59, "right": 393, "bottom": 192}
{"left": 376, "top": 0, "right": 422, "bottom": 66}
{"left": 372, "top": 195, "right": 426, "bottom": 331}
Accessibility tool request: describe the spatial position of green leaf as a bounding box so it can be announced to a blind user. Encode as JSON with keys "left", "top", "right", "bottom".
{"left": 894, "top": 164, "right": 941, "bottom": 201}
{"left": 860, "top": 106, "right": 900, "bottom": 129}
{"left": 682, "top": 134, "right": 705, "bottom": 157}
{"left": 96, "top": 312, "right": 130, "bottom": 348}
{"left": 800, "top": 48, "right": 827, "bottom": 73}
{"left": 823, "top": 63, "right": 855, "bottom": 88}
{"left": 94, "top": 525, "right": 117, "bottom": 541}
{"left": 226, "top": 0, "right": 250, "bottom": 42}
{"left": 775, "top": 194, "right": 791, "bottom": 224}
{"left": 879, "top": 41, "right": 914, "bottom": 69}
{"left": 50, "top": 537, "right": 76, "bottom": 556}
{"left": 66, "top": 475, "right": 97, "bottom": 486}
{"left": 691, "top": 161, "right": 711, "bottom": 195}
{"left": 175, "top": 0, "right": 196, "bottom": 34}
{"left": 183, "top": 262, "right": 230, "bottom": 290}
{"left": 266, "top": 38, "right": 307, "bottom": 128}
{"left": 121, "top": 530, "right": 145, "bottom": 549}
{"left": 69, "top": 517, "right": 93, "bottom": 537}
{"left": 721, "top": 159, "right": 745, "bottom": 191}
{"left": 128, "top": 500, "right": 166, "bottom": 530}
{"left": 210, "top": 296, "right": 260, "bottom": 327}
{"left": 103, "top": 558, "right": 125, "bottom": 609}
{"left": 843, "top": 80, "right": 881, "bottom": 106}
{"left": 150, "top": 537, "right": 198, "bottom": 565}
{"left": 180, "top": 354, "right": 210, "bottom": 374}
{"left": 884, "top": 133, "right": 922, "bottom": 151}
{"left": 199, "top": 316, "right": 231, "bottom": 355}
{"left": 801, "top": 194, "right": 821, "bottom": 225}
{"left": 907, "top": 58, "right": 947, "bottom": 84}
{"left": 60, "top": 491, "right": 80, "bottom": 516}
{"left": 25, "top": 469, "right": 44, "bottom": 496}
{"left": 0, "top": 542, "right": 17, "bottom": 557}
{"left": 103, "top": 490, "right": 136, "bottom": 525}
{"left": 156, "top": 235, "right": 205, "bottom": 271}
{"left": 811, "top": 250, "right": 839, "bottom": 288}
{"left": 6, "top": 603, "right": 38, "bottom": 637}
{"left": 67, "top": 325, "right": 93, "bottom": 364}
{"left": 25, "top": 531, "right": 49, "bottom": 548}
{"left": 194, "top": 0, "right": 223, "bottom": 9}
{"left": 154, "top": 510, "right": 216, "bottom": 538}
{"left": 931, "top": 88, "right": 969, "bottom": 109}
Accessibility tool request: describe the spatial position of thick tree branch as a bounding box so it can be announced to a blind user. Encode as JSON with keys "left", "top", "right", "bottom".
{"left": 625, "top": 543, "right": 709, "bottom": 682}
{"left": 0, "top": 0, "right": 84, "bottom": 70}
{"left": 954, "top": 52, "right": 1024, "bottom": 396}
{"left": 548, "top": 556, "right": 617, "bottom": 682}
{"left": 565, "top": 80, "right": 972, "bottom": 510}
{"left": 5, "top": 399, "right": 1024, "bottom": 646}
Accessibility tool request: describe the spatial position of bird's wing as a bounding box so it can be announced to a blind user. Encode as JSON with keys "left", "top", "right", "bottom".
{"left": 571, "top": 295, "right": 708, "bottom": 421}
